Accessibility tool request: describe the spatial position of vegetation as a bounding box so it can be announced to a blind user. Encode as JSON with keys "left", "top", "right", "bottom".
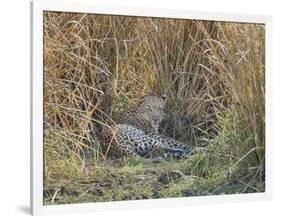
{"left": 43, "top": 11, "right": 265, "bottom": 205}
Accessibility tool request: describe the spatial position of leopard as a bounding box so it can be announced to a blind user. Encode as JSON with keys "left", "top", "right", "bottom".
{"left": 118, "top": 95, "right": 167, "bottom": 134}
{"left": 102, "top": 95, "right": 193, "bottom": 159}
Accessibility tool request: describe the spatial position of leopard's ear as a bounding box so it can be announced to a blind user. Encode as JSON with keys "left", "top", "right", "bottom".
{"left": 161, "top": 94, "right": 167, "bottom": 101}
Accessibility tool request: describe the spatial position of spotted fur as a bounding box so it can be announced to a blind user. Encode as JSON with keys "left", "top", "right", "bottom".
{"left": 118, "top": 96, "right": 167, "bottom": 133}
{"left": 102, "top": 95, "right": 192, "bottom": 158}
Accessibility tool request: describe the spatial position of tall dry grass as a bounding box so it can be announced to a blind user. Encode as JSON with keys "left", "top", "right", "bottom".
{"left": 43, "top": 11, "right": 265, "bottom": 190}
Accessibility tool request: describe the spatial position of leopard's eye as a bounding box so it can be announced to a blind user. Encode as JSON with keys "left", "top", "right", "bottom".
{"left": 146, "top": 106, "right": 153, "bottom": 111}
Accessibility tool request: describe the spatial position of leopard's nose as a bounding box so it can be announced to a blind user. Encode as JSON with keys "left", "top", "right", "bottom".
{"left": 152, "top": 118, "right": 159, "bottom": 124}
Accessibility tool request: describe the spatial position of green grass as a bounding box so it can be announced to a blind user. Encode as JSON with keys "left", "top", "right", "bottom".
{"left": 44, "top": 110, "right": 264, "bottom": 205}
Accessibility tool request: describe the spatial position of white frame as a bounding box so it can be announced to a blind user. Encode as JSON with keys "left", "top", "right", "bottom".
{"left": 31, "top": 0, "right": 273, "bottom": 215}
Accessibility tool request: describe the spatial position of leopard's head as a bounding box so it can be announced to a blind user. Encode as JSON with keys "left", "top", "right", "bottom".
{"left": 136, "top": 95, "right": 167, "bottom": 133}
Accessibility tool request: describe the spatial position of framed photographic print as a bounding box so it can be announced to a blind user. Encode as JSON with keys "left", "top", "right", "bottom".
{"left": 31, "top": 0, "right": 272, "bottom": 215}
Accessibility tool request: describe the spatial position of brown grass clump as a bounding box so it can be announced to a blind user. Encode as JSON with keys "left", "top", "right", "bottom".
{"left": 43, "top": 11, "right": 265, "bottom": 203}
